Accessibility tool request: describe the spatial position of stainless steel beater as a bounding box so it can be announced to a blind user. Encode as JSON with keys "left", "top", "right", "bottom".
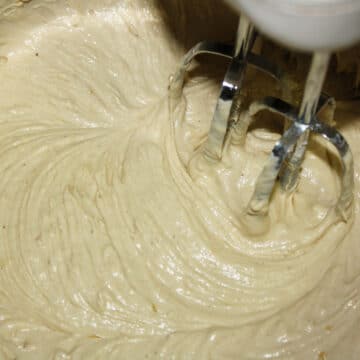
{"left": 169, "top": 15, "right": 354, "bottom": 219}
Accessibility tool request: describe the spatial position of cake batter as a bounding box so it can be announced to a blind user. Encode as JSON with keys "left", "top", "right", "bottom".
{"left": 0, "top": 0, "right": 359, "bottom": 359}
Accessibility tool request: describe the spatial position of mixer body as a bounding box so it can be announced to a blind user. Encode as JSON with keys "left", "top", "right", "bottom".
{"left": 226, "top": 0, "right": 360, "bottom": 51}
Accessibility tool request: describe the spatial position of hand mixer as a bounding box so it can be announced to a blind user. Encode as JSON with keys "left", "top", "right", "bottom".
{"left": 170, "top": 0, "right": 360, "bottom": 220}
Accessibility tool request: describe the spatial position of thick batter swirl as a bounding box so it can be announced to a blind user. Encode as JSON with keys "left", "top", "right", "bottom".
{"left": 0, "top": 0, "right": 360, "bottom": 359}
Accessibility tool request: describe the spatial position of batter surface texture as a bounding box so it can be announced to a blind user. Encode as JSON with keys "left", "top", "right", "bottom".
{"left": 0, "top": 1, "right": 359, "bottom": 359}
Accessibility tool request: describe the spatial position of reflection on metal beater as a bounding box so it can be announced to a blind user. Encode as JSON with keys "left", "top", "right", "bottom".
{"left": 169, "top": 15, "right": 354, "bottom": 220}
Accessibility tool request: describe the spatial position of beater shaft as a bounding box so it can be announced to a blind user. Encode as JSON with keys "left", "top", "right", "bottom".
{"left": 280, "top": 52, "right": 331, "bottom": 191}
{"left": 203, "top": 16, "right": 255, "bottom": 160}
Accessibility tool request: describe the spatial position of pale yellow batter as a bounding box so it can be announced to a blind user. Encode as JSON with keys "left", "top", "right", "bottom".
{"left": 0, "top": 0, "right": 359, "bottom": 359}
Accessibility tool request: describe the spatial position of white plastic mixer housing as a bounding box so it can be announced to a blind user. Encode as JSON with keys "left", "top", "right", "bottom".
{"left": 226, "top": 0, "right": 360, "bottom": 51}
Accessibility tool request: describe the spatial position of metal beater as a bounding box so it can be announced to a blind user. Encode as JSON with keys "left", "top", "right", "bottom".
{"left": 169, "top": 11, "right": 356, "bottom": 219}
